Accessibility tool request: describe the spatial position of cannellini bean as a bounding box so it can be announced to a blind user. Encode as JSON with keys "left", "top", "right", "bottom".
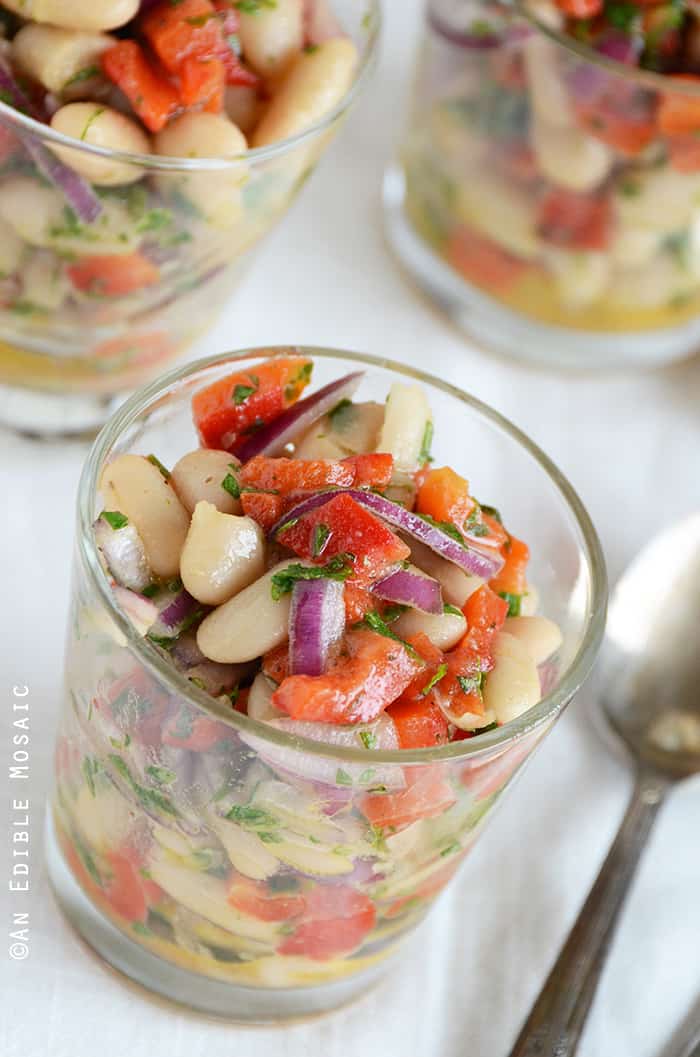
{"left": 171, "top": 449, "right": 242, "bottom": 515}
{"left": 99, "top": 455, "right": 190, "bottom": 579}
{"left": 22, "top": 251, "right": 71, "bottom": 310}
{"left": 247, "top": 673, "right": 285, "bottom": 721}
{"left": 238, "top": 0, "right": 304, "bottom": 80}
{"left": 50, "top": 103, "right": 150, "bottom": 186}
{"left": 614, "top": 168, "right": 700, "bottom": 234}
{"left": 378, "top": 383, "right": 432, "bottom": 474}
{"left": 609, "top": 227, "right": 662, "bottom": 269}
{"left": 394, "top": 607, "right": 466, "bottom": 652}
{"left": 12, "top": 24, "right": 113, "bottom": 96}
{"left": 224, "top": 85, "right": 262, "bottom": 135}
{"left": 206, "top": 810, "right": 279, "bottom": 880}
{"left": 180, "top": 502, "right": 265, "bottom": 606}
{"left": 544, "top": 249, "right": 610, "bottom": 309}
{"left": 504, "top": 616, "right": 563, "bottom": 666}
{"left": 408, "top": 538, "right": 483, "bottom": 607}
{"left": 154, "top": 113, "right": 248, "bottom": 226}
{"left": 73, "top": 784, "right": 132, "bottom": 851}
{"left": 456, "top": 175, "right": 540, "bottom": 260}
{"left": 523, "top": 35, "right": 572, "bottom": 128}
{"left": 252, "top": 37, "right": 358, "bottom": 147}
{"left": 0, "top": 216, "right": 24, "bottom": 276}
{"left": 523, "top": 0, "right": 565, "bottom": 30}
{"left": 609, "top": 253, "right": 695, "bottom": 311}
{"left": 1, "top": 0, "right": 139, "bottom": 31}
{"left": 294, "top": 400, "right": 384, "bottom": 459}
{"left": 0, "top": 180, "right": 66, "bottom": 248}
{"left": 197, "top": 560, "right": 297, "bottom": 663}
{"left": 532, "top": 119, "right": 612, "bottom": 192}
{"left": 483, "top": 631, "right": 541, "bottom": 724}
{"left": 520, "top": 584, "right": 539, "bottom": 617}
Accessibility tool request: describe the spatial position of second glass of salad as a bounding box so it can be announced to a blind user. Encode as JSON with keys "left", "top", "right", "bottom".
{"left": 47, "top": 345, "right": 606, "bottom": 1020}
{"left": 0, "top": 0, "right": 379, "bottom": 435}
{"left": 385, "top": 0, "right": 700, "bottom": 369}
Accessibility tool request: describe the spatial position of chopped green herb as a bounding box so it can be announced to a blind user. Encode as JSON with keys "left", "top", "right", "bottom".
{"left": 443, "top": 603, "right": 464, "bottom": 618}
{"left": 108, "top": 754, "right": 180, "bottom": 818}
{"left": 258, "top": 831, "right": 283, "bottom": 843}
{"left": 109, "top": 733, "right": 131, "bottom": 750}
{"left": 359, "top": 729, "right": 377, "bottom": 750}
{"left": 358, "top": 768, "right": 375, "bottom": 784}
{"left": 440, "top": 840, "right": 461, "bottom": 857}
{"left": 419, "top": 513, "right": 467, "bottom": 547}
{"left": 335, "top": 767, "right": 353, "bottom": 786}
{"left": 420, "top": 662, "right": 448, "bottom": 697}
{"left": 270, "top": 555, "right": 354, "bottom": 601}
{"left": 275, "top": 516, "right": 298, "bottom": 535}
{"left": 137, "top": 208, "right": 173, "bottom": 234}
{"left": 80, "top": 106, "right": 105, "bottom": 141}
{"left": 382, "top": 603, "right": 408, "bottom": 624}
{"left": 147, "top": 632, "right": 177, "bottom": 650}
{"left": 10, "top": 299, "right": 40, "bottom": 315}
{"left": 63, "top": 65, "right": 100, "bottom": 89}
{"left": 146, "top": 765, "right": 176, "bottom": 785}
{"left": 268, "top": 873, "right": 299, "bottom": 892}
{"left": 362, "top": 610, "right": 424, "bottom": 663}
{"left": 475, "top": 721, "right": 499, "bottom": 735}
{"left": 221, "top": 471, "right": 241, "bottom": 500}
{"left": 235, "top": 0, "right": 277, "bottom": 11}
{"left": 418, "top": 419, "right": 434, "bottom": 465}
{"left": 479, "top": 503, "right": 502, "bottom": 524}
{"left": 328, "top": 398, "right": 352, "bottom": 425}
{"left": 141, "top": 584, "right": 159, "bottom": 598}
{"left": 229, "top": 684, "right": 240, "bottom": 707}
{"left": 102, "top": 510, "right": 128, "bottom": 530}
{"left": 304, "top": 43, "right": 320, "bottom": 52}
{"left": 284, "top": 361, "right": 313, "bottom": 401}
{"left": 233, "top": 383, "right": 257, "bottom": 405}
{"left": 311, "top": 522, "right": 331, "bottom": 558}
{"left": 498, "top": 591, "right": 522, "bottom": 617}
{"left": 146, "top": 453, "right": 170, "bottom": 479}
{"left": 82, "top": 756, "right": 99, "bottom": 797}
{"left": 457, "top": 672, "right": 484, "bottom": 697}
{"left": 226, "top": 804, "right": 278, "bottom": 828}
{"left": 132, "top": 921, "right": 153, "bottom": 937}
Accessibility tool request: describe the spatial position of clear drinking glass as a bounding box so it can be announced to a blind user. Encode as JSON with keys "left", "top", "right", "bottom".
{"left": 384, "top": 0, "right": 700, "bottom": 369}
{"left": 0, "top": 1, "right": 379, "bottom": 436}
{"left": 46, "top": 347, "right": 607, "bottom": 1020}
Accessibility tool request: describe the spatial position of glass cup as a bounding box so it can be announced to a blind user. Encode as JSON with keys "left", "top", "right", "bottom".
{"left": 384, "top": 0, "right": 700, "bottom": 369}
{"left": 0, "top": 1, "right": 379, "bottom": 437}
{"left": 46, "top": 346, "right": 607, "bottom": 1020}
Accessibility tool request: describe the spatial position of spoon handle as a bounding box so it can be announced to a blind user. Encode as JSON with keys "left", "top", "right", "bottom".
{"left": 508, "top": 769, "right": 669, "bottom": 1057}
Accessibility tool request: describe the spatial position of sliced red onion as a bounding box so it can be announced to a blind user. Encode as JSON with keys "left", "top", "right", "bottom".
{"left": 148, "top": 587, "right": 202, "bottom": 643}
{"left": 372, "top": 564, "right": 443, "bottom": 615}
{"left": 428, "top": 2, "right": 503, "bottom": 48}
{"left": 94, "top": 515, "right": 152, "bottom": 593}
{"left": 596, "top": 29, "right": 642, "bottom": 66}
{"left": 0, "top": 57, "right": 101, "bottom": 223}
{"left": 289, "top": 578, "right": 345, "bottom": 677}
{"left": 235, "top": 371, "right": 364, "bottom": 462}
{"left": 113, "top": 586, "right": 158, "bottom": 636}
{"left": 170, "top": 630, "right": 206, "bottom": 668}
{"left": 271, "top": 489, "right": 504, "bottom": 580}
{"left": 240, "top": 713, "right": 404, "bottom": 789}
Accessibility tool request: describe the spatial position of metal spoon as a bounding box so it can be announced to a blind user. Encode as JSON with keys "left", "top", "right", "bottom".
{"left": 508, "top": 513, "right": 700, "bottom": 1057}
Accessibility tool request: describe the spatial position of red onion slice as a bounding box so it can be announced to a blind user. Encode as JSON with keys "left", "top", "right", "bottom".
{"left": 235, "top": 371, "right": 364, "bottom": 462}
{"left": 372, "top": 563, "right": 443, "bottom": 615}
{"left": 113, "top": 586, "right": 158, "bottom": 636}
{"left": 271, "top": 489, "right": 504, "bottom": 580}
{"left": 289, "top": 578, "right": 345, "bottom": 676}
{"left": 0, "top": 57, "right": 101, "bottom": 222}
{"left": 149, "top": 588, "right": 203, "bottom": 643}
{"left": 94, "top": 515, "right": 152, "bottom": 593}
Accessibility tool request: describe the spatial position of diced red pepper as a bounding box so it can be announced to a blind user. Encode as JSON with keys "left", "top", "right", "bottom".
{"left": 68, "top": 253, "right": 160, "bottom": 297}
{"left": 272, "top": 628, "right": 424, "bottom": 724}
{"left": 433, "top": 586, "right": 508, "bottom": 720}
{"left": 179, "top": 55, "right": 225, "bottom": 112}
{"left": 360, "top": 765, "right": 456, "bottom": 829}
{"left": 574, "top": 90, "right": 657, "bottom": 157}
{"left": 192, "top": 356, "right": 313, "bottom": 453}
{"left": 446, "top": 227, "right": 530, "bottom": 293}
{"left": 239, "top": 453, "right": 393, "bottom": 495}
{"left": 240, "top": 491, "right": 285, "bottom": 534}
{"left": 104, "top": 851, "right": 148, "bottom": 923}
{"left": 228, "top": 877, "right": 306, "bottom": 922}
{"left": 101, "top": 41, "right": 180, "bottom": 132}
{"left": 343, "top": 584, "right": 379, "bottom": 624}
{"left": 384, "top": 858, "right": 460, "bottom": 918}
{"left": 262, "top": 642, "right": 289, "bottom": 684}
{"left": 658, "top": 75, "right": 700, "bottom": 135}
{"left": 162, "top": 708, "right": 233, "bottom": 750}
{"left": 277, "top": 884, "right": 376, "bottom": 960}
{"left": 342, "top": 453, "right": 394, "bottom": 490}
{"left": 277, "top": 493, "right": 410, "bottom": 587}
{"left": 488, "top": 532, "right": 530, "bottom": 597}
{"left": 537, "top": 189, "right": 612, "bottom": 252}
{"left": 416, "top": 466, "right": 476, "bottom": 532}
{"left": 212, "top": 0, "right": 261, "bottom": 86}
{"left": 667, "top": 133, "right": 700, "bottom": 171}
{"left": 555, "top": 0, "right": 602, "bottom": 15}
{"left": 387, "top": 634, "right": 449, "bottom": 749}
{"left": 141, "top": 0, "right": 223, "bottom": 74}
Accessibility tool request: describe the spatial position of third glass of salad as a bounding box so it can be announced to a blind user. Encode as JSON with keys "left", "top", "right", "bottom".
{"left": 48, "top": 346, "right": 606, "bottom": 1020}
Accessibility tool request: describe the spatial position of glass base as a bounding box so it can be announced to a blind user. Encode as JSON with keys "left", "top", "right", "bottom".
{"left": 45, "top": 812, "right": 392, "bottom": 1023}
{"left": 0, "top": 383, "right": 119, "bottom": 438}
{"left": 382, "top": 165, "right": 700, "bottom": 371}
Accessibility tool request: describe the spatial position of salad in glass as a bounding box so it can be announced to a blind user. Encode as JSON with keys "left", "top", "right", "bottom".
{"left": 385, "top": 0, "right": 700, "bottom": 367}
{"left": 0, "top": 0, "right": 378, "bottom": 432}
{"left": 48, "top": 347, "right": 606, "bottom": 1019}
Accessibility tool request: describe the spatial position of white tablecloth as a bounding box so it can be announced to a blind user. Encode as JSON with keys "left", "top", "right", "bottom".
{"left": 2, "top": 3, "right": 700, "bottom": 1054}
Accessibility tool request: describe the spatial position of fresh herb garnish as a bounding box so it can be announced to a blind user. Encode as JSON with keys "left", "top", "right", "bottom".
{"left": 457, "top": 672, "right": 484, "bottom": 697}
{"left": 108, "top": 754, "right": 180, "bottom": 817}
{"left": 146, "top": 765, "right": 176, "bottom": 785}
{"left": 235, "top": 0, "right": 277, "bottom": 11}
{"left": 498, "top": 591, "right": 522, "bottom": 617}
{"left": 381, "top": 603, "right": 407, "bottom": 623}
{"left": 147, "top": 453, "right": 170, "bottom": 479}
{"left": 440, "top": 840, "right": 461, "bottom": 857}
{"left": 311, "top": 522, "right": 331, "bottom": 558}
{"left": 284, "top": 361, "right": 313, "bottom": 401}
{"left": 419, "top": 513, "right": 466, "bottom": 547}
{"left": 328, "top": 398, "right": 352, "bottom": 425}
{"left": 335, "top": 768, "right": 353, "bottom": 786}
{"left": 232, "top": 374, "right": 259, "bottom": 404}
{"left": 443, "top": 603, "right": 463, "bottom": 618}
{"left": 226, "top": 803, "right": 279, "bottom": 828}
{"left": 479, "top": 503, "right": 502, "bottom": 524}
{"left": 82, "top": 756, "right": 99, "bottom": 797}
{"left": 102, "top": 510, "right": 128, "bottom": 530}
{"left": 80, "top": 106, "right": 105, "bottom": 141}
{"left": 362, "top": 610, "right": 424, "bottom": 663}
{"left": 63, "top": 65, "right": 100, "bottom": 89}
{"left": 137, "top": 208, "right": 173, "bottom": 234}
{"left": 420, "top": 662, "right": 448, "bottom": 697}
{"left": 270, "top": 555, "right": 354, "bottom": 600}
{"left": 418, "top": 419, "right": 434, "bottom": 465}
{"left": 359, "top": 729, "right": 377, "bottom": 750}
{"left": 221, "top": 470, "right": 241, "bottom": 499}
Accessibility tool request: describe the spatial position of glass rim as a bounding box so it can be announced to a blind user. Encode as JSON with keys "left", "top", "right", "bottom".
{"left": 513, "top": 2, "right": 700, "bottom": 96}
{"left": 0, "top": 2, "right": 380, "bottom": 174}
{"left": 77, "top": 345, "right": 608, "bottom": 766}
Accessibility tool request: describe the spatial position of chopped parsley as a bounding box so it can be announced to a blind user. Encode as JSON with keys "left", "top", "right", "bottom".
{"left": 440, "top": 840, "right": 462, "bottom": 857}
{"left": 418, "top": 419, "right": 434, "bottom": 465}
{"left": 499, "top": 591, "right": 522, "bottom": 617}
{"left": 479, "top": 503, "right": 502, "bottom": 524}
{"left": 335, "top": 768, "right": 353, "bottom": 786}
{"left": 328, "top": 398, "right": 352, "bottom": 425}
{"left": 101, "top": 510, "right": 128, "bottom": 530}
{"left": 137, "top": 208, "right": 173, "bottom": 234}
{"left": 108, "top": 754, "right": 179, "bottom": 818}
{"left": 362, "top": 610, "right": 424, "bottom": 663}
{"left": 381, "top": 603, "right": 407, "bottom": 623}
{"left": 80, "top": 106, "right": 105, "bottom": 141}
{"left": 221, "top": 470, "right": 241, "bottom": 500}
{"left": 359, "top": 729, "right": 377, "bottom": 750}
{"left": 270, "top": 555, "right": 354, "bottom": 601}
{"left": 443, "top": 603, "right": 464, "bottom": 618}
{"left": 146, "top": 765, "right": 176, "bottom": 785}
{"left": 457, "top": 672, "right": 484, "bottom": 697}
{"left": 235, "top": 0, "right": 277, "bottom": 11}
{"left": 63, "top": 65, "right": 100, "bottom": 89}
{"left": 311, "top": 522, "right": 331, "bottom": 558}
{"left": 419, "top": 513, "right": 467, "bottom": 547}
{"left": 82, "top": 756, "right": 99, "bottom": 797}
{"left": 284, "top": 361, "right": 313, "bottom": 401}
{"left": 420, "top": 662, "right": 448, "bottom": 697}
{"left": 147, "top": 453, "right": 170, "bottom": 479}
{"left": 232, "top": 374, "right": 259, "bottom": 404}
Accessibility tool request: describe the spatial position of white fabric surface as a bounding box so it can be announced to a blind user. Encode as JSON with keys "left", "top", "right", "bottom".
{"left": 2, "top": 3, "right": 700, "bottom": 1054}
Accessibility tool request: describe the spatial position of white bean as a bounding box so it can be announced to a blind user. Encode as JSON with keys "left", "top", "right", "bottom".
{"left": 171, "top": 449, "right": 242, "bottom": 515}
{"left": 238, "top": 0, "right": 304, "bottom": 80}
{"left": 180, "top": 501, "right": 265, "bottom": 606}
{"left": 483, "top": 631, "right": 541, "bottom": 724}
{"left": 99, "top": 454, "right": 190, "bottom": 579}
{"left": 247, "top": 673, "right": 285, "bottom": 721}
{"left": 394, "top": 607, "right": 466, "bottom": 652}
{"left": 12, "top": 24, "right": 113, "bottom": 96}
{"left": 154, "top": 113, "right": 248, "bottom": 226}
{"left": 544, "top": 249, "right": 610, "bottom": 309}
{"left": 252, "top": 37, "right": 358, "bottom": 147}
{"left": 520, "top": 584, "right": 539, "bottom": 617}
{"left": 22, "top": 251, "right": 71, "bottom": 310}
{"left": 224, "top": 85, "right": 262, "bottom": 135}
{"left": 532, "top": 119, "right": 612, "bottom": 193}
{"left": 0, "top": 179, "right": 65, "bottom": 249}
{"left": 456, "top": 175, "right": 540, "bottom": 260}
{"left": 50, "top": 103, "right": 150, "bottom": 186}
{"left": 378, "top": 383, "right": 432, "bottom": 474}
{"left": 609, "top": 227, "right": 662, "bottom": 269}
{"left": 614, "top": 167, "right": 700, "bottom": 234}
{"left": 609, "top": 253, "right": 695, "bottom": 311}
{"left": 408, "top": 538, "right": 483, "bottom": 608}
{"left": 523, "top": 35, "right": 572, "bottom": 128}
{"left": 0, "top": 216, "right": 24, "bottom": 276}
{"left": 504, "top": 615, "right": 563, "bottom": 666}
{"left": 197, "top": 559, "right": 297, "bottom": 663}
{"left": 2, "top": 0, "right": 139, "bottom": 31}
{"left": 206, "top": 810, "right": 279, "bottom": 880}
{"left": 294, "top": 400, "right": 384, "bottom": 459}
